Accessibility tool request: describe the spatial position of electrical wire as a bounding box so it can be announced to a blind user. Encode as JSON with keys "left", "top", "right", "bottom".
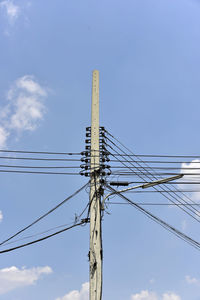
{"left": 1, "top": 201, "right": 90, "bottom": 247}
{"left": 108, "top": 202, "right": 200, "bottom": 206}
{"left": 0, "top": 181, "right": 89, "bottom": 246}
{"left": 108, "top": 181, "right": 200, "bottom": 184}
{"left": 0, "top": 165, "right": 81, "bottom": 169}
{"left": 107, "top": 190, "right": 200, "bottom": 193}
{"left": 0, "top": 149, "right": 82, "bottom": 155}
{"left": 106, "top": 185, "right": 200, "bottom": 251}
{"left": 0, "top": 221, "right": 88, "bottom": 254}
{"left": 109, "top": 154, "right": 200, "bottom": 158}
{"left": 110, "top": 159, "right": 200, "bottom": 164}
{"left": 109, "top": 166, "right": 200, "bottom": 170}
{"left": 0, "top": 170, "right": 80, "bottom": 175}
{"left": 105, "top": 133, "right": 200, "bottom": 221}
{"left": 110, "top": 171, "right": 200, "bottom": 176}
{"left": 0, "top": 156, "right": 80, "bottom": 161}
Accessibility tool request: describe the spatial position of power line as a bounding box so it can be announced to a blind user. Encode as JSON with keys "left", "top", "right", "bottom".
{"left": 0, "top": 220, "right": 89, "bottom": 254}
{"left": 0, "top": 181, "right": 89, "bottom": 246}
{"left": 106, "top": 185, "right": 200, "bottom": 251}
{"left": 108, "top": 181, "right": 200, "bottom": 184}
{"left": 0, "top": 156, "right": 80, "bottom": 161}
{"left": 0, "top": 165, "right": 81, "bottom": 169}
{"left": 107, "top": 202, "right": 200, "bottom": 206}
{"left": 111, "top": 154, "right": 200, "bottom": 158}
{"left": 0, "top": 170, "right": 80, "bottom": 175}
{"left": 1, "top": 201, "right": 90, "bottom": 247}
{"left": 0, "top": 149, "right": 82, "bottom": 155}
{"left": 110, "top": 166, "right": 200, "bottom": 170}
{"left": 110, "top": 171, "right": 200, "bottom": 176}
{"left": 105, "top": 132, "right": 200, "bottom": 221}
{"left": 107, "top": 190, "right": 200, "bottom": 193}
{"left": 110, "top": 159, "right": 200, "bottom": 164}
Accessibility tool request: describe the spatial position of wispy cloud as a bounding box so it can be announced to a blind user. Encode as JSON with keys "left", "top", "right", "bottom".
{"left": 149, "top": 278, "right": 155, "bottom": 284}
{"left": 0, "top": 211, "right": 3, "bottom": 222}
{"left": 130, "top": 290, "right": 181, "bottom": 300}
{"left": 0, "top": 0, "right": 20, "bottom": 23}
{"left": 0, "top": 265, "right": 52, "bottom": 295}
{"left": 181, "top": 219, "right": 187, "bottom": 231}
{"left": 185, "top": 275, "right": 200, "bottom": 285}
{"left": 55, "top": 282, "right": 89, "bottom": 300}
{"left": 0, "top": 127, "right": 9, "bottom": 149}
{"left": 0, "top": 75, "right": 48, "bottom": 148}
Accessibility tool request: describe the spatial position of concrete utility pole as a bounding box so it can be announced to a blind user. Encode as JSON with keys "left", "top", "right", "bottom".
{"left": 89, "top": 70, "right": 102, "bottom": 300}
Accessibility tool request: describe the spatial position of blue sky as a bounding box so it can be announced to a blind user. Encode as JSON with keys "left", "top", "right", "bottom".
{"left": 0, "top": 0, "right": 200, "bottom": 299}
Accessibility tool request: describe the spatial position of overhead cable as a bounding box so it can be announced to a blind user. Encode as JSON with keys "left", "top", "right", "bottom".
{"left": 1, "top": 201, "right": 90, "bottom": 247}
{"left": 0, "top": 170, "right": 80, "bottom": 175}
{"left": 0, "top": 156, "right": 80, "bottom": 161}
{"left": 105, "top": 134, "right": 200, "bottom": 221}
{"left": 0, "top": 149, "right": 81, "bottom": 155}
{"left": 106, "top": 185, "right": 200, "bottom": 251}
{"left": 0, "top": 221, "right": 88, "bottom": 254}
{"left": 0, "top": 181, "right": 89, "bottom": 246}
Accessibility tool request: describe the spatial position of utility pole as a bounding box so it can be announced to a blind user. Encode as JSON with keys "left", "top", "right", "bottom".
{"left": 89, "top": 70, "right": 102, "bottom": 300}
{"left": 87, "top": 71, "right": 183, "bottom": 300}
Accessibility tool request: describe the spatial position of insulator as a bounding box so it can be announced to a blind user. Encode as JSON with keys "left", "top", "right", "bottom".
{"left": 99, "top": 145, "right": 106, "bottom": 150}
{"left": 85, "top": 172, "right": 89, "bottom": 177}
{"left": 102, "top": 151, "right": 110, "bottom": 156}
{"left": 80, "top": 164, "right": 86, "bottom": 169}
{"left": 105, "top": 165, "right": 110, "bottom": 169}
{"left": 86, "top": 127, "right": 91, "bottom": 131}
{"left": 81, "top": 157, "right": 85, "bottom": 162}
{"left": 86, "top": 133, "right": 91, "bottom": 137}
{"left": 85, "top": 139, "right": 91, "bottom": 144}
{"left": 85, "top": 146, "right": 91, "bottom": 150}
{"left": 80, "top": 171, "right": 84, "bottom": 176}
{"left": 100, "top": 126, "right": 105, "bottom": 130}
{"left": 84, "top": 165, "right": 89, "bottom": 170}
{"left": 99, "top": 139, "right": 106, "bottom": 144}
{"left": 101, "top": 158, "right": 106, "bottom": 162}
{"left": 100, "top": 132, "right": 106, "bottom": 138}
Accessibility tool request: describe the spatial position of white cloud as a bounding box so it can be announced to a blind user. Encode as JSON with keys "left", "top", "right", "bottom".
{"left": 0, "top": 0, "right": 20, "bottom": 22}
{"left": 0, "top": 126, "right": 9, "bottom": 148}
{"left": 56, "top": 282, "right": 89, "bottom": 300}
{"left": 0, "top": 265, "right": 52, "bottom": 295}
{"left": 181, "top": 220, "right": 187, "bottom": 231}
{"left": 185, "top": 275, "right": 200, "bottom": 285}
{"left": 162, "top": 293, "right": 181, "bottom": 300}
{"left": 130, "top": 291, "right": 181, "bottom": 300}
{"left": 0, "top": 211, "right": 3, "bottom": 222}
{"left": 0, "top": 75, "right": 48, "bottom": 146}
{"left": 15, "top": 76, "right": 47, "bottom": 97}
{"left": 56, "top": 286, "right": 182, "bottom": 300}
{"left": 131, "top": 290, "right": 157, "bottom": 300}
{"left": 149, "top": 278, "right": 155, "bottom": 284}
{"left": 180, "top": 159, "right": 200, "bottom": 202}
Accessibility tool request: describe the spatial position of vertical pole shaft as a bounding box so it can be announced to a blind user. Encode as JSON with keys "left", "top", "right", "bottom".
{"left": 89, "top": 70, "right": 102, "bottom": 300}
